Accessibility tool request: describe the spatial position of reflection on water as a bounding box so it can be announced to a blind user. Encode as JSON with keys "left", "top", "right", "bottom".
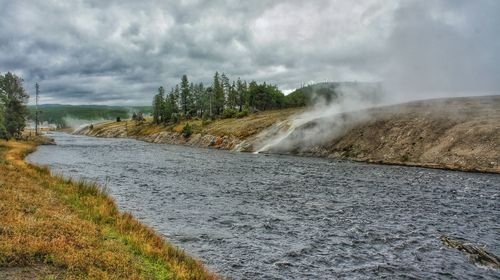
{"left": 28, "top": 132, "right": 500, "bottom": 279}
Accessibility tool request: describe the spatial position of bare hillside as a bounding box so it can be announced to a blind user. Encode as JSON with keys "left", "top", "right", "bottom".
{"left": 265, "top": 96, "right": 499, "bottom": 173}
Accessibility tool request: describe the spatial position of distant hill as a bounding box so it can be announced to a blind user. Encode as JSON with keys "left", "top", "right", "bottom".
{"left": 28, "top": 104, "right": 152, "bottom": 128}
{"left": 285, "top": 82, "right": 383, "bottom": 107}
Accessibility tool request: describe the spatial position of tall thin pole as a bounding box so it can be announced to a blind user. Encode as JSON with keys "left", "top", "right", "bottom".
{"left": 35, "top": 83, "right": 40, "bottom": 135}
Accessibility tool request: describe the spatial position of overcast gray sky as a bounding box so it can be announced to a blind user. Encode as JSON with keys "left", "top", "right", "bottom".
{"left": 1, "top": 0, "right": 499, "bottom": 105}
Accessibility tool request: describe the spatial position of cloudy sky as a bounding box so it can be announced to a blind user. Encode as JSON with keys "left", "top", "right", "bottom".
{"left": 1, "top": 0, "right": 499, "bottom": 105}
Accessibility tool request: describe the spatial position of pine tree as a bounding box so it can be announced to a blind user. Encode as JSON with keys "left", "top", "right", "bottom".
{"left": 227, "top": 80, "right": 238, "bottom": 109}
{"left": 192, "top": 82, "right": 204, "bottom": 118}
{"left": 221, "top": 73, "right": 230, "bottom": 109}
{"left": 173, "top": 85, "right": 180, "bottom": 113}
{"left": 205, "top": 86, "right": 213, "bottom": 119}
{"left": 212, "top": 72, "right": 224, "bottom": 116}
{"left": 247, "top": 80, "right": 258, "bottom": 111}
{"left": 152, "top": 87, "right": 165, "bottom": 124}
{"left": 188, "top": 82, "right": 195, "bottom": 117}
{"left": 158, "top": 86, "right": 166, "bottom": 122}
{"left": 236, "top": 78, "right": 247, "bottom": 112}
{"left": 180, "top": 75, "right": 191, "bottom": 118}
{"left": 163, "top": 89, "right": 174, "bottom": 123}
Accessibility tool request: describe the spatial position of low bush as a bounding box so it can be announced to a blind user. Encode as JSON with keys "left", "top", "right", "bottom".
{"left": 182, "top": 123, "right": 192, "bottom": 138}
{"left": 222, "top": 108, "right": 238, "bottom": 119}
{"left": 202, "top": 119, "right": 212, "bottom": 126}
{"left": 236, "top": 109, "right": 249, "bottom": 118}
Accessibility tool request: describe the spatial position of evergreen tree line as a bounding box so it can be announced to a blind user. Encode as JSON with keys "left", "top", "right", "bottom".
{"left": 152, "top": 72, "right": 290, "bottom": 124}
{"left": 0, "top": 72, "right": 29, "bottom": 139}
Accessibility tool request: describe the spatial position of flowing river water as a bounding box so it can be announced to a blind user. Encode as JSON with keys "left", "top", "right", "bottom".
{"left": 27, "top": 132, "right": 499, "bottom": 279}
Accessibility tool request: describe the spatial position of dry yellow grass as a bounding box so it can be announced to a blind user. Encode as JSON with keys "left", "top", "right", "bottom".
{"left": 0, "top": 140, "right": 218, "bottom": 279}
{"left": 202, "top": 108, "right": 300, "bottom": 138}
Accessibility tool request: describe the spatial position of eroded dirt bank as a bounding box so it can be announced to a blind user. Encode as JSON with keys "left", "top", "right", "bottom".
{"left": 259, "top": 96, "right": 500, "bottom": 173}
{"left": 75, "top": 96, "right": 500, "bottom": 173}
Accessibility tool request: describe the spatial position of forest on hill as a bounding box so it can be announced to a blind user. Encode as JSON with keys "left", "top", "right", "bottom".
{"left": 151, "top": 72, "right": 382, "bottom": 125}
{"left": 151, "top": 72, "right": 286, "bottom": 124}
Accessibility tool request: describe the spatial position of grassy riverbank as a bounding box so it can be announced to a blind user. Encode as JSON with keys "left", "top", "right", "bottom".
{"left": 0, "top": 140, "right": 217, "bottom": 279}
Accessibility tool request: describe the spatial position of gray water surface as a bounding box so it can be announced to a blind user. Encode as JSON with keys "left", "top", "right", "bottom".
{"left": 27, "top": 132, "right": 500, "bottom": 279}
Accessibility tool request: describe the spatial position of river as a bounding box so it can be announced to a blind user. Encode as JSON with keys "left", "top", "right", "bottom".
{"left": 27, "top": 132, "right": 500, "bottom": 279}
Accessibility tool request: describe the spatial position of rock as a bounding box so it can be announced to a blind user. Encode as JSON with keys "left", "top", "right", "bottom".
{"left": 440, "top": 235, "right": 500, "bottom": 269}
{"left": 215, "top": 137, "right": 223, "bottom": 146}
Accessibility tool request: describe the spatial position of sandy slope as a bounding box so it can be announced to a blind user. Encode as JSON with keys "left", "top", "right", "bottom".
{"left": 269, "top": 96, "right": 499, "bottom": 173}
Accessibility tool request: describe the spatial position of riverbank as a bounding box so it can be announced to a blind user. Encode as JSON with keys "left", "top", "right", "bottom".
{"left": 75, "top": 108, "right": 300, "bottom": 150}
{"left": 0, "top": 139, "right": 217, "bottom": 279}
{"left": 75, "top": 96, "right": 500, "bottom": 173}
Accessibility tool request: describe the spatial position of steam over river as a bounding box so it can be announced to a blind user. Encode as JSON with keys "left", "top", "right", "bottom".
{"left": 28, "top": 133, "right": 499, "bottom": 279}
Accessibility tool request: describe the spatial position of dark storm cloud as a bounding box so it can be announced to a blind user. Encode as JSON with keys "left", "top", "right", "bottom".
{"left": 0, "top": 0, "right": 498, "bottom": 105}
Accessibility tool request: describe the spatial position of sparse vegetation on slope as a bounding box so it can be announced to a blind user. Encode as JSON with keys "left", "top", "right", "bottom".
{"left": 0, "top": 140, "right": 217, "bottom": 279}
{"left": 77, "top": 108, "right": 301, "bottom": 150}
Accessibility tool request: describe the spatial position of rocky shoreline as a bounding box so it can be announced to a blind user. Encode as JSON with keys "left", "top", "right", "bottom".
{"left": 75, "top": 125, "right": 243, "bottom": 150}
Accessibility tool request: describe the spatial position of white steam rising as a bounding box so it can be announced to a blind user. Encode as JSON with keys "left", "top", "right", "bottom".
{"left": 255, "top": 1, "right": 500, "bottom": 153}
{"left": 62, "top": 116, "right": 109, "bottom": 132}
{"left": 255, "top": 84, "right": 384, "bottom": 153}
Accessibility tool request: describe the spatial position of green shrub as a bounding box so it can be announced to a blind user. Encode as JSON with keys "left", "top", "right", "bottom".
{"left": 222, "top": 108, "right": 237, "bottom": 119}
{"left": 201, "top": 119, "right": 212, "bottom": 126}
{"left": 236, "top": 109, "right": 249, "bottom": 118}
{"left": 182, "top": 123, "right": 192, "bottom": 138}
